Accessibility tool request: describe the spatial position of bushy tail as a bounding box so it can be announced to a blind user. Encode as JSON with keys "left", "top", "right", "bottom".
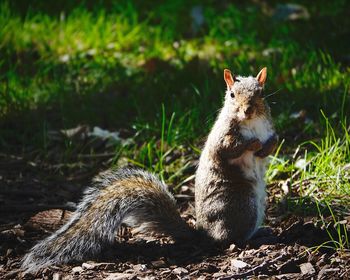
{"left": 21, "top": 168, "right": 194, "bottom": 273}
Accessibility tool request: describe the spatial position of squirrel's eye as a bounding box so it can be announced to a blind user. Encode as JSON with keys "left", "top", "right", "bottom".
{"left": 230, "top": 92, "right": 235, "bottom": 98}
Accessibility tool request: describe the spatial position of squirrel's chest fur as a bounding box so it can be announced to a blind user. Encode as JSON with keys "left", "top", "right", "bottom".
{"left": 240, "top": 117, "right": 273, "bottom": 143}
{"left": 229, "top": 116, "right": 274, "bottom": 176}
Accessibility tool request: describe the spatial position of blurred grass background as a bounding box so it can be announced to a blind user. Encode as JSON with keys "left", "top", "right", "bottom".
{"left": 0, "top": 0, "right": 349, "bottom": 238}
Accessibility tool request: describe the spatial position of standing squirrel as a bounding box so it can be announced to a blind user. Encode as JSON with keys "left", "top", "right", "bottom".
{"left": 21, "top": 68, "right": 277, "bottom": 273}
{"left": 195, "top": 67, "right": 277, "bottom": 244}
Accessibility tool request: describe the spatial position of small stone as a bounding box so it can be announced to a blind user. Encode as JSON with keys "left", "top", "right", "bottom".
{"left": 172, "top": 267, "right": 189, "bottom": 275}
{"left": 299, "top": 262, "right": 316, "bottom": 275}
{"left": 82, "top": 262, "right": 95, "bottom": 270}
{"left": 227, "top": 243, "right": 237, "bottom": 252}
{"left": 231, "top": 259, "right": 248, "bottom": 269}
{"left": 71, "top": 266, "right": 83, "bottom": 274}
{"left": 133, "top": 264, "right": 148, "bottom": 272}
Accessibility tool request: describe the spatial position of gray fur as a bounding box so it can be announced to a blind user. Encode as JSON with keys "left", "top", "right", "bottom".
{"left": 21, "top": 168, "right": 192, "bottom": 273}
{"left": 195, "top": 70, "right": 276, "bottom": 244}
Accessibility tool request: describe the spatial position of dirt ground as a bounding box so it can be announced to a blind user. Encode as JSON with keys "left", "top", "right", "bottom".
{"left": 0, "top": 152, "right": 349, "bottom": 280}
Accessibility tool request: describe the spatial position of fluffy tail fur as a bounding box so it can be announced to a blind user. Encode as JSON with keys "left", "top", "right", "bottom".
{"left": 21, "top": 168, "right": 194, "bottom": 273}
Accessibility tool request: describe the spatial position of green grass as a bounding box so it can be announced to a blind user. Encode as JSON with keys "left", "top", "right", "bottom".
{"left": 0, "top": 0, "right": 349, "bottom": 249}
{"left": 267, "top": 111, "right": 350, "bottom": 249}
{"left": 268, "top": 112, "right": 350, "bottom": 211}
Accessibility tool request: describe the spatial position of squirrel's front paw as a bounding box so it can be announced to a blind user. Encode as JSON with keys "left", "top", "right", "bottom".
{"left": 246, "top": 138, "right": 263, "bottom": 152}
{"left": 255, "top": 134, "right": 278, "bottom": 158}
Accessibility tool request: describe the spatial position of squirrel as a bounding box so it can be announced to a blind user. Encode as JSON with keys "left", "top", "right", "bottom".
{"left": 195, "top": 67, "right": 277, "bottom": 244}
{"left": 21, "top": 67, "right": 277, "bottom": 273}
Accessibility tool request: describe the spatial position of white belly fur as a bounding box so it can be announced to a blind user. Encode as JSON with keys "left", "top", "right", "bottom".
{"left": 229, "top": 117, "right": 274, "bottom": 233}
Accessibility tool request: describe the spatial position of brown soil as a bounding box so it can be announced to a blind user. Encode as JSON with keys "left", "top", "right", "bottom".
{"left": 0, "top": 152, "right": 349, "bottom": 280}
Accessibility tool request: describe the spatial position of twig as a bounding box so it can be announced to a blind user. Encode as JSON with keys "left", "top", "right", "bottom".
{"left": 4, "top": 268, "right": 23, "bottom": 279}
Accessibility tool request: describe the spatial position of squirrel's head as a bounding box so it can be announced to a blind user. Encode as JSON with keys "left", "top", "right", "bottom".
{"left": 224, "top": 67, "right": 268, "bottom": 121}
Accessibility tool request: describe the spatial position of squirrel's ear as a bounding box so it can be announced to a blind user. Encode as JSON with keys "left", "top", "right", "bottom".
{"left": 256, "top": 67, "right": 267, "bottom": 86}
{"left": 224, "top": 69, "right": 234, "bottom": 89}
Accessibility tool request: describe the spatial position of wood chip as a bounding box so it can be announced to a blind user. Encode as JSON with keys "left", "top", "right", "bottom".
{"left": 25, "top": 209, "right": 73, "bottom": 232}
{"left": 299, "top": 262, "right": 316, "bottom": 275}
{"left": 52, "top": 272, "right": 61, "bottom": 280}
{"left": 172, "top": 267, "right": 189, "bottom": 275}
{"left": 151, "top": 260, "right": 167, "bottom": 268}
